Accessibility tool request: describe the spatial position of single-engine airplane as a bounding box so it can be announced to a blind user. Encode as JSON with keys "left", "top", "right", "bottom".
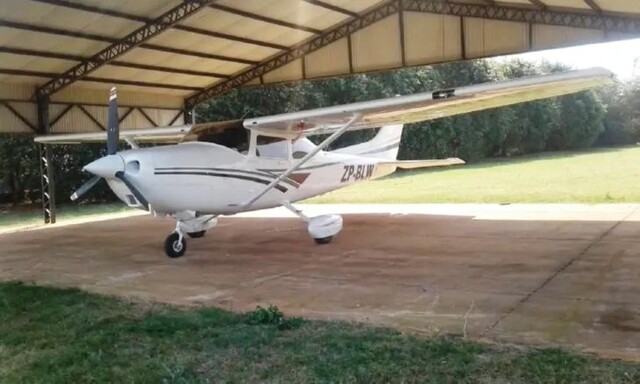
{"left": 35, "top": 68, "right": 615, "bottom": 258}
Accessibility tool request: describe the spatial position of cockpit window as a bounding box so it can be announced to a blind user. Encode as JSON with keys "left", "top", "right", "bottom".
{"left": 256, "top": 135, "right": 289, "bottom": 159}
{"left": 193, "top": 120, "right": 249, "bottom": 152}
{"left": 292, "top": 151, "right": 306, "bottom": 159}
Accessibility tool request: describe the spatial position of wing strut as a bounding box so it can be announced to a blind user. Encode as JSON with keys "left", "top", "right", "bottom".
{"left": 242, "top": 113, "right": 362, "bottom": 208}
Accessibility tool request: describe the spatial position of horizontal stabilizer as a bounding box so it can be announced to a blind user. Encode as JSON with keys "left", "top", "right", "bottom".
{"left": 381, "top": 158, "right": 465, "bottom": 169}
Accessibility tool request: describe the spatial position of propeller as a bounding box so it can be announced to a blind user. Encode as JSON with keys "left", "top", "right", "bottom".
{"left": 69, "top": 87, "right": 148, "bottom": 210}
{"left": 70, "top": 175, "right": 101, "bottom": 202}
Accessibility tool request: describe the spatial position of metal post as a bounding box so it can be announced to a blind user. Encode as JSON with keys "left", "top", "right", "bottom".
{"left": 37, "top": 94, "right": 56, "bottom": 224}
{"left": 38, "top": 144, "right": 56, "bottom": 224}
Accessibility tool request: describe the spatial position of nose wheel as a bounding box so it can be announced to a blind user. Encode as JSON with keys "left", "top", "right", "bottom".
{"left": 164, "top": 232, "right": 186, "bottom": 258}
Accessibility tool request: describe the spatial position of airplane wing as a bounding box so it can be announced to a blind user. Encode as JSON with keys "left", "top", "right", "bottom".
{"left": 33, "top": 120, "right": 245, "bottom": 145}
{"left": 35, "top": 68, "right": 614, "bottom": 145}
{"left": 34, "top": 126, "right": 192, "bottom": 144}
{"left": 243, "top": 67, "right": 615, "bottom": 138}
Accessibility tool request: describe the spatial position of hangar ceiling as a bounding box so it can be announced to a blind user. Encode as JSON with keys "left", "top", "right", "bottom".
{"left": 1, "top": 0, "right": 640, "bottom": 136}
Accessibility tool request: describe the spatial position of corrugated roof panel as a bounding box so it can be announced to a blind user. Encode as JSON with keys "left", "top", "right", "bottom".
{"left": 304, "top": 38, "right": 350, "bottom": 79}
{"left": 0, "top": 53, "right": 75, "bottom": 73}
{"left": 64, "top": 0, "right": 182, "bottom": 18}
{"left": 73, "top": 80, "right": 191, "bottom": 97}
{"left": 0, "top": 0, "right": 143, "bottom": 39}
{"left": 599, "top": 0, "right": 640, "bottom": 15}
{"left": 185, "top": 7, "right": 313, "bottom": 48}
{"left": 403, "top": 12, "right": 462, "bottom": 66}
{"left": 320, "top": 0, "right": 385, "bottom": 13}
{"left": 216, "top": 0, "right": 349, "bottom": 30}
{"left": 118, "top": 48, "right": 249, "bottom": 75}
{"left": 245, "top": 78, "right": 262, "bottom": 86}
{"left": 53, "top": 86, "right": 185, "bottom": 108}
{"left": 49, "top": 106, "right": 104, "bottom": 133}
{"left": 148, "top": 29, "right": 279, "bottom": 61}
{"left": 263, "top": 59, "right": 303, "bottom": 84}
{"left": 0, "top": 83, "right": 33, "bottom": 101}
{"left": 91, "top": 65, "right": 216, "bottom": 88}
{"left": 66, "top": 105, "right": 184, "bottom": 133}
{"left": 0, "top": 102, "right": 36, "bottom": 133}
{"left": 0, "top": 74, "right": 46, "bottom": 86}
{"left": 134, "top": 108, "right": 184, "bottom": 127}
{"left": 0, "top": 0, "right": 53, "bottom": 19}
{"left": 532, "top": 24, "right": 605, "bottom": 50}
{"left": 119, "top": 107, "right": 183, "bottom": 129}
{"left": 352, "top": 15, "right": 403, "bottom": 72}
{"left": 0, "top": 27, "right": 109, "bottom": 56}
{"left": 539, "top": 0, "right": 592, "bottom": 10}
{"left": 465, "top": 18, "right": 529, "bottom": 58}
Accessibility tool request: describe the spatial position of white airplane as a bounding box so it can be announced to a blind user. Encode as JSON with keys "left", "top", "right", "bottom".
{"left": 35, "top": 68, "right": 614, "bottom": 258}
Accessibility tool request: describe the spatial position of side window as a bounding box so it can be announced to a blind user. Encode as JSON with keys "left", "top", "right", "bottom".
{"left": 256, "top": 136, "right": 289, "bottom": 159}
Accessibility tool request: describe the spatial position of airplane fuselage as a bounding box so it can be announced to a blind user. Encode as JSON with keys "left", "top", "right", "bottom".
{"left": 105, "top": 142, "right": 396, "bottom": 215}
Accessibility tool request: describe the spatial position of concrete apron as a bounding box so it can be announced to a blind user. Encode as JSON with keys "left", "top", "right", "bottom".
{"left": 1, "top": 204, "right": 639, "bottom": 361}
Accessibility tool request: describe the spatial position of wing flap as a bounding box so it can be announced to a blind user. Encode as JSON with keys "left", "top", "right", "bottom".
{"left": 381, "top": 158, "right": 465, "bottom": 169}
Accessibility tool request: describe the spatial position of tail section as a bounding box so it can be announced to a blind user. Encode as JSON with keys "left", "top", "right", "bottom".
{"left": 331, "top": 124, "right": 403, "bottom": 160}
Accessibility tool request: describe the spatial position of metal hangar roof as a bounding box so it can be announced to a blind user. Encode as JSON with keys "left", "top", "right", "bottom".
{"left": 1, "top": 0, "right": 639, "bottom": 135}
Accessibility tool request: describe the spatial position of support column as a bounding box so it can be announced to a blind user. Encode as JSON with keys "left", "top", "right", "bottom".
{"left": 37, "top": 95, "right": 56, "bottom": 224}
{"left": 183, "top": 105, "right": 196, "bottom": 125}
{"left": 38, "top": 144, "right": 56, "bottom": 224}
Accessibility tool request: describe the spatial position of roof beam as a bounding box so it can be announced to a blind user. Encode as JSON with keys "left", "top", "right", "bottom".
{"left": 0, "top": 19, "right": 113, "bottom": 42}
{"left": 0, "top": 19, "right": 252, "bottom": 65}
{"left": 403, "top": 0, "right": 640, "bottom": 33}
{"left": 528, "top": 0, "right": 547, "bottom": 9}
{"left": 0, "top": 47, "right": 230, "bottom": 78}
{"left": 186, "top": 0, "right": 400, "bottom": 107}
{"left": 1, "top": 69, "right": 204, "bottom": 92}
{"left": 172, "top": 25, "right": 288, "bottom": 50}
{"left": 139, "top": 44, "right": 258, "bottom": 65}
{"left": 302, "top": 0, "right": 358, "bottom": 17}
{"left": 108, "top": 62, "right": 229, "bottom": 79}
{"left": 35, "top": 0, "right": 217, "bottom": 97}
{"left": 584, "top": 0, "right": 602, "bottom": 13}
{"left": 29, "top": 0, "right": 288, "bottom": 50}
{"left": 208, "top": 3, "right": 322, "bottom": 34}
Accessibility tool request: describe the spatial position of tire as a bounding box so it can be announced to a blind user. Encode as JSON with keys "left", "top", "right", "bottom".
{"left": 314, "top": 236, "right": 333, "bottom": 245}
{"left": 187, "top": 230, "right": 206, "bottom": 239}
{"left": 164, "top": 232, "right": 187, "bottom": 258}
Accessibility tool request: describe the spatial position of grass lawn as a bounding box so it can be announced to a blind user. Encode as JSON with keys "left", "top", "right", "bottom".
{"left": 310, "top": 146, "right": 640, "bottom": 204}
{"left": 2, "top": 147, "right": 639, "bottom": 230}
{"left": 0, "top": 282, "right": 638, "bottom": 383}
{"left": 0, "top": 203, "right": 132, "bottom": 230}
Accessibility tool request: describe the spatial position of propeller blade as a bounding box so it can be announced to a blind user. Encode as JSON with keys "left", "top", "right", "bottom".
{"left": 70, "top": 175, "right": 102, "bottom": 201}
{"left": 115, "top": 171, "right": 149, "bottom": 211}
{"left": 107, "top": 87, "right": 119, "bottom": 155}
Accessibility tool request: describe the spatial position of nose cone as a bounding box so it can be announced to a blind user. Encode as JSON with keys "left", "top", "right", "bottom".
{"left": 83, "top": 154, "right": 124, "bottom": 178}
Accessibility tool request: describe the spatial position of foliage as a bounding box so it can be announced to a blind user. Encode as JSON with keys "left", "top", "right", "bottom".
{"left": 0, "top": 58, "right": 637, "bottom": 205}
{"left": 1, "top": 282, "right": 639, "bottom": 383}
{"left": 244, "top": 305, "right": 304, "bottom": 330}
{"left": 597, "top": 80, "right": 640, "bottom": 146}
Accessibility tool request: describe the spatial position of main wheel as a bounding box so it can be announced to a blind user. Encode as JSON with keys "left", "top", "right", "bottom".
{"left": 187, "top": 230, "right": 206, "bottom": 239}
{"left": 164, "top": 232, "right": 187, "bottom": 258}
{"left": 314, "top": 236, "right": 333, "bottom": 245}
